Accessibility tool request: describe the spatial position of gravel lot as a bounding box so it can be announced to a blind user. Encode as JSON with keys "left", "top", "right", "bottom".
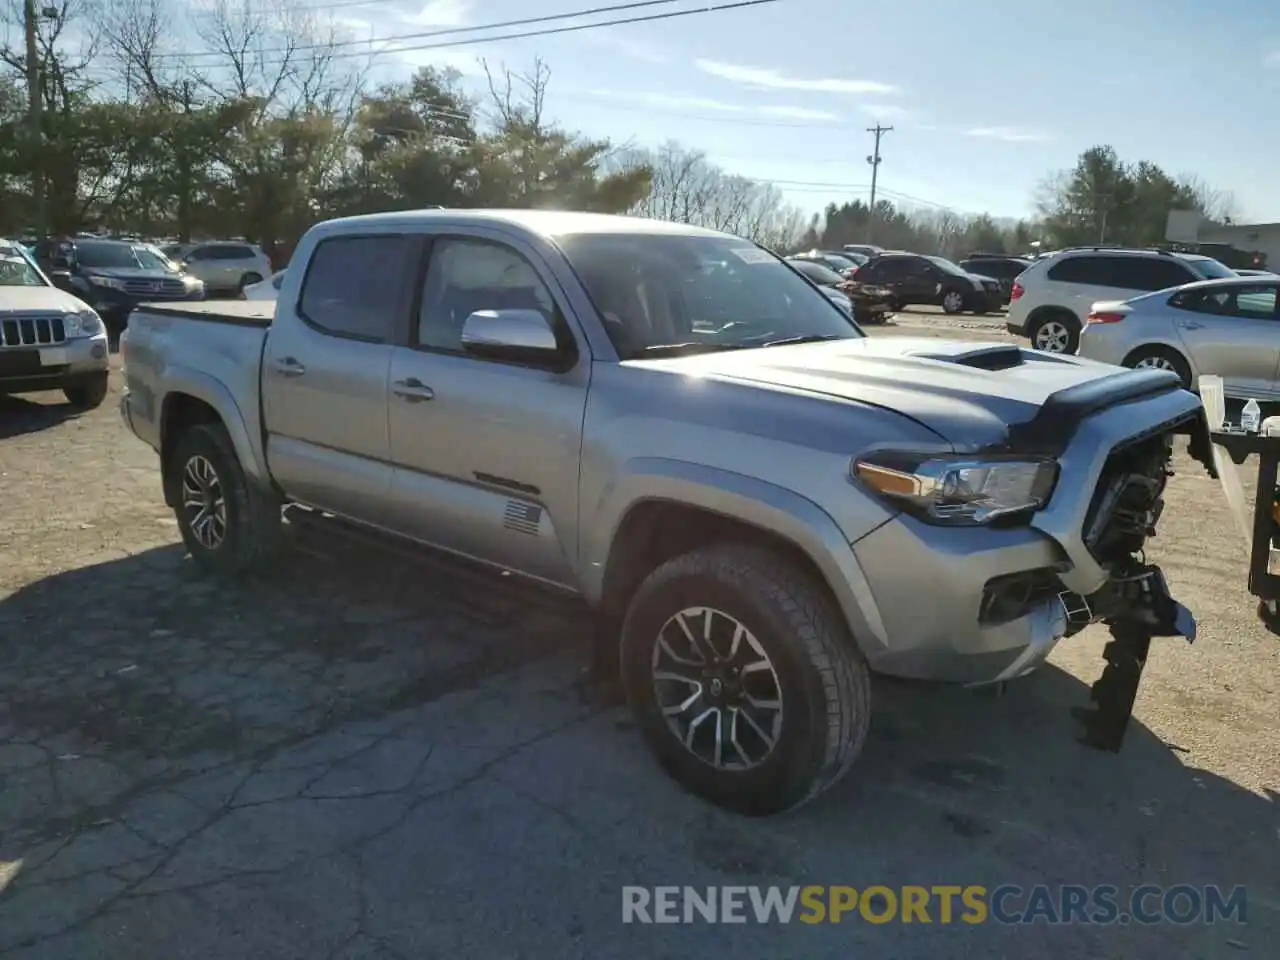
{"left": 0, "top": 318, "right": 1276, "bottom": 959}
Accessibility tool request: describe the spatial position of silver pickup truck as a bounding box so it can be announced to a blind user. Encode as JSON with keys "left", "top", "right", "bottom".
{"left": 120, "top": 210, "right": 1214, "bottom": 814}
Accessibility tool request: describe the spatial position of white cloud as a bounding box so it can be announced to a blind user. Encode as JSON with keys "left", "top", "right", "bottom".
{"left": 578, "top": 89, "right": 838, "bottom": 122}
{"left": 330, "top": 10, "right": 483, "bottom": 74}
{"left": 861, "top": 104, "right": 908, "bottom": 121}
{"left": 581, "top": 29, "right": 670, "bottom": 64}
{"left": 398, "top": 0, "right": 472, "bottom": 28}
{"left": 759, "top": 105, "right": 840, "bottom": 121}
{"left": 964, "top": 126, "right": 1053, "bottom": 143}
{"left": 695, "top": 59, "right": 897, "bottom": 94}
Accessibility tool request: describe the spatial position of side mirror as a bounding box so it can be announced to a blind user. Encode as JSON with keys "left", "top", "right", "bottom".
{"left": 460, "top": 309, "right": 561, "bottom": 364}
{"left": 49, "top": 270, "right": 74, "bottom": 291}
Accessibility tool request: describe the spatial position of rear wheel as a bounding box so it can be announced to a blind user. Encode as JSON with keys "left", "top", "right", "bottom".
{"left": 63, "top": 372, "right": 109, "bottom": 409}
{"left": 1028, "top": 311, "right": 1080, "bottom": 354}
{"left": 170, "top": 423, "right": 282, "bottom": 575}
{"left": 1124, "top": 345, "right": 1192, "bottom": 389}
{"left": 620, "top": 544, "right": 871, "bottom": 816}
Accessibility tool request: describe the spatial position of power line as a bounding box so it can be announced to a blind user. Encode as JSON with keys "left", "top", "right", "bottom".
{"left": 158, "top": 0, "right": 781, "bottom": 62}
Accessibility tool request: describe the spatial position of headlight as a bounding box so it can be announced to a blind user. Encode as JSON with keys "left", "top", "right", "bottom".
{"left": 852, "top": 452, "right": 1058, "bottom": 525}
{"left": 86, "top": 274, "right": 126, "bottom": 290}
{"left": 62, "top": 309, "right": 102, "bottom": 338}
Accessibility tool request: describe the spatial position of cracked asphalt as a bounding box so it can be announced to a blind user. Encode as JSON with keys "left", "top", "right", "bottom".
{"left": 1, "top": 323, "right": 1277, "bottom": 959}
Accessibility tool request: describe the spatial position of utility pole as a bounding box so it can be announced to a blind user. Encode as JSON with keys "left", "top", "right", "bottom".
{"left": 865, "top": 124, "right": 892, "bottom": 244}
{"left": 24, "top": 0, "right": 45, "bottom": 239}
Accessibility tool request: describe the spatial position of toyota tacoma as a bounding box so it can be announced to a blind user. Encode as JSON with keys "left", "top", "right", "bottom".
{"left": 118, "top": 210, "right": 1213, "bottom": 815}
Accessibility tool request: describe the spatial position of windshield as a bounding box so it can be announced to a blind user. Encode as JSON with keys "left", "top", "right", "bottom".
{"left": 76, "top": 241, "right": 176, "bottom": 271}
{"left": 0, "top": 246, "right": 46, "bottom": 287}
{"left": 559, "top": 233, "right": 861, "bottom": 358}
{"left": 1182, "top": 256, "right": 1236, "bottom": 281}
{"left": 924, "top": 255, "right": 970, "bottom": 277}
{"left": 789, "top": 259, "right": 846, "bottom": 286}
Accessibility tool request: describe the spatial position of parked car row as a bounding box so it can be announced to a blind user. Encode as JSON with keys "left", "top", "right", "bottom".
{"left": 1003, "top": 244, "right": 1279, "bottom": 404}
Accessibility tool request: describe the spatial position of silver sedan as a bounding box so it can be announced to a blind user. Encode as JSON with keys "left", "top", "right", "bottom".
{"left": 1078, "top": 276, "right": 1280, "bottom": 398}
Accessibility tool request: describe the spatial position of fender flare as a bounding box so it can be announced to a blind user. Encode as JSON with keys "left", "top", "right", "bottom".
{"left": 159, "top": 365, "right": 268, "bottom": 484}
{"left": 582, "top": 457, "right": 889, "bottom": 651}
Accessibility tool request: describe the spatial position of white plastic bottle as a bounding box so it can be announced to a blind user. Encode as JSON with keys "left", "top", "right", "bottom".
{"left": 1242, "top": 398, "right": 1262, "bottom": 433}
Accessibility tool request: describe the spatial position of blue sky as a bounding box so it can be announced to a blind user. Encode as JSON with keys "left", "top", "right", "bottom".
{"left": 29, "top": 0, "right": 1280, "bottom": 222}
{"left": 326, "top": 0, "right": 1279, "bottom": 222}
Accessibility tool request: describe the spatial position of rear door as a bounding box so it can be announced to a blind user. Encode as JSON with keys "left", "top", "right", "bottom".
{"left": 1170, "top": 282, "right": 1280, "bottom": 398}
{"left": 862, "top": 255, "right": 914, "bottom": 301}
{"left": 262, "top": 232, "right": 415, "bottom": 523}
{"left": 384, "top": 229, "right": 589, "bottom": 587}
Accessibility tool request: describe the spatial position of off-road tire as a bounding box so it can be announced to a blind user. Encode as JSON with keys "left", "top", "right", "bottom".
{"left": 170, "top": 422, "right": 282, "bottom": 575}
{"left": 620, "top": 544, "right": 871, "bottom": 816}
{"left": 63, "top": 372, "right": 109, "bottom": 410}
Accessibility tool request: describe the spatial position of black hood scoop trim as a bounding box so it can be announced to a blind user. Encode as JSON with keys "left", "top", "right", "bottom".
{"left": 913, "top": 344, "right": 1027, "bottom": 372}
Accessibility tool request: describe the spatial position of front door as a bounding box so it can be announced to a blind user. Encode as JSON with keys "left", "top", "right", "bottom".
{"left": 1173, "top": 282, "right": 1280, "bottom": 398}
{"left": 261, "top": 232, "right": 414, "bottom": 523}
{"left": 385, "top": 231, "right": 589, "bottom": 588}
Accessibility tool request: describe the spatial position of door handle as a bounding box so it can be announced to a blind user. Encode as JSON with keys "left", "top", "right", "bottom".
{"left": 272, "top": 356, "right": 306, "bottom": 377}
{"left": 1178, "top": 321, "right": 1205, "bottom": 331}
{"left": 392, "top": 378, "right": 435, "bottom": 402}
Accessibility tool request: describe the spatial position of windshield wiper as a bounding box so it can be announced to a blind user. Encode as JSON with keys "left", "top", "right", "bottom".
{"left": 759, "top": 334, "right": 847, "bottom": 348}
{"left": 631, "top": 342, "right": 748, "bottom": 358}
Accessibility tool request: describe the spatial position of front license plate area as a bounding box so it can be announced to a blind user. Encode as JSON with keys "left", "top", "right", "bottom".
{"left": 39, "top": 347, "right": 68, "bottom": 366}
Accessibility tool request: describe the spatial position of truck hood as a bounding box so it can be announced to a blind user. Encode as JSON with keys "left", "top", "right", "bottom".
{"left": 632, "top": 336, "right": 1155, "bottom": 449}
{"left": 0, "top": 285, "right": 91, "bottom": 314}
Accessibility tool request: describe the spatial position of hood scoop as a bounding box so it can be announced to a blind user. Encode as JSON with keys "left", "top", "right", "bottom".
{"left": 913, "top": 344, "right": 1026, "bottom": 371}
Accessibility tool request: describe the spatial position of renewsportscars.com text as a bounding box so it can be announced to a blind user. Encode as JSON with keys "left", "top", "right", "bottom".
{"left": 622, "top": 885, "right": 1247, "bottom": 926}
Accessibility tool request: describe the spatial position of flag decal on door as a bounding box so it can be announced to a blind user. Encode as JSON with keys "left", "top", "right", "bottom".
{"left": 503, "top": 500, "right": 543, "bottom": 537}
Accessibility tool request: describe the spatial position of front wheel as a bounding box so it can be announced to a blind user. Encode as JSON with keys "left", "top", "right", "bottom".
{"left": 941, "top": 289, "right": 965, "bottom": 314}
{"left": 620, "top": 545, "right": 871, "bottom": 816}
{"left": 169, "top": 423, "right": 282, "bottom": 575}
{"left": 63, "top": 372, "right": 109, "bottom": 409}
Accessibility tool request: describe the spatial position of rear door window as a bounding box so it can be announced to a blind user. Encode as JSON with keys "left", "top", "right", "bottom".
{"left": 298, "top": 235, "right": 409, "bottom": 342}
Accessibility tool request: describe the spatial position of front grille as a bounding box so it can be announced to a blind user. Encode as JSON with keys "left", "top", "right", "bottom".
{"left": 122, "top": 278, "right": 187, "bottom": 298}
{"left": 0, "top": 314, "right": 66, "bottom": 348}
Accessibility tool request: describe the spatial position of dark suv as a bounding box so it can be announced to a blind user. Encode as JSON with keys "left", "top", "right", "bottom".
{"left": 957, "top": 254, "right": 1032, "bottom": 304}
{"left": 853, "top": 252, "right": 1002, "bottom": 314}
{"left": 32, "top": 238, "right": 205, "bottom": 331}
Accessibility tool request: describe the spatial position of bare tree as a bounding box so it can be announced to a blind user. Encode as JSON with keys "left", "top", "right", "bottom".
{"left": 1179, "top": 174, "right": 1240, "bottom": 224}
{"left": 624, "top": 141, "right": 806, "bottom": 246}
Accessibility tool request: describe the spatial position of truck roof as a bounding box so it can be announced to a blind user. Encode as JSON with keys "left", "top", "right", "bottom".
{"left": 314, "top": 209, "right": 737, "bottom": 241}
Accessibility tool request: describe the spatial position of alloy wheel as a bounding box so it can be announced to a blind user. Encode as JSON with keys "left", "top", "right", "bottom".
{"left": 181, "top": 454, "right": 227, "bottom": 550}
{"left": 651, "top": 606, "right": 784, "bottom": 770}
{"left": 1034, "top": 320, "right": 1071, "bottom": 353}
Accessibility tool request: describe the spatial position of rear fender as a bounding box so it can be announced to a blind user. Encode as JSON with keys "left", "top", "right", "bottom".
{"left": 160, "top": 365, "right": 268, "bottom": 485}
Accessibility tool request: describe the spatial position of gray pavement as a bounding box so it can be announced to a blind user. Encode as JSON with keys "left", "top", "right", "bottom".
{"left": 0, "top": 335, "right": 1276, "bottom": 959}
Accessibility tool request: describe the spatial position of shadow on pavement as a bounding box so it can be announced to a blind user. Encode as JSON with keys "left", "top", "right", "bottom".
{"left": 0, "top": 539, "right": 1274, "bottom": 956}
{"left": 0, "top": 393, "right": 82, "bottom": 439}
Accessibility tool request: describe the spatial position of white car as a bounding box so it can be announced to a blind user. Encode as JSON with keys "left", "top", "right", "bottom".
{"left": 162, "top": 241, "right": 274, "bottom": 296}
{"left": 1005, "top": 247, "right": 1236, "bottom": 353}
{"left": 242, "top": 270, "right": 284, "bottom": 301}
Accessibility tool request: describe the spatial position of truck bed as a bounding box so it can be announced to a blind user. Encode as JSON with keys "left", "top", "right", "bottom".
{"left": 134, "top": 300, "right": 273, "bottom": 326}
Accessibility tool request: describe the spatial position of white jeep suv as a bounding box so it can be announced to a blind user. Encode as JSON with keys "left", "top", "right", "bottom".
{"left": 1006, "top": 247, "right": 1236, "bottom": 353}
